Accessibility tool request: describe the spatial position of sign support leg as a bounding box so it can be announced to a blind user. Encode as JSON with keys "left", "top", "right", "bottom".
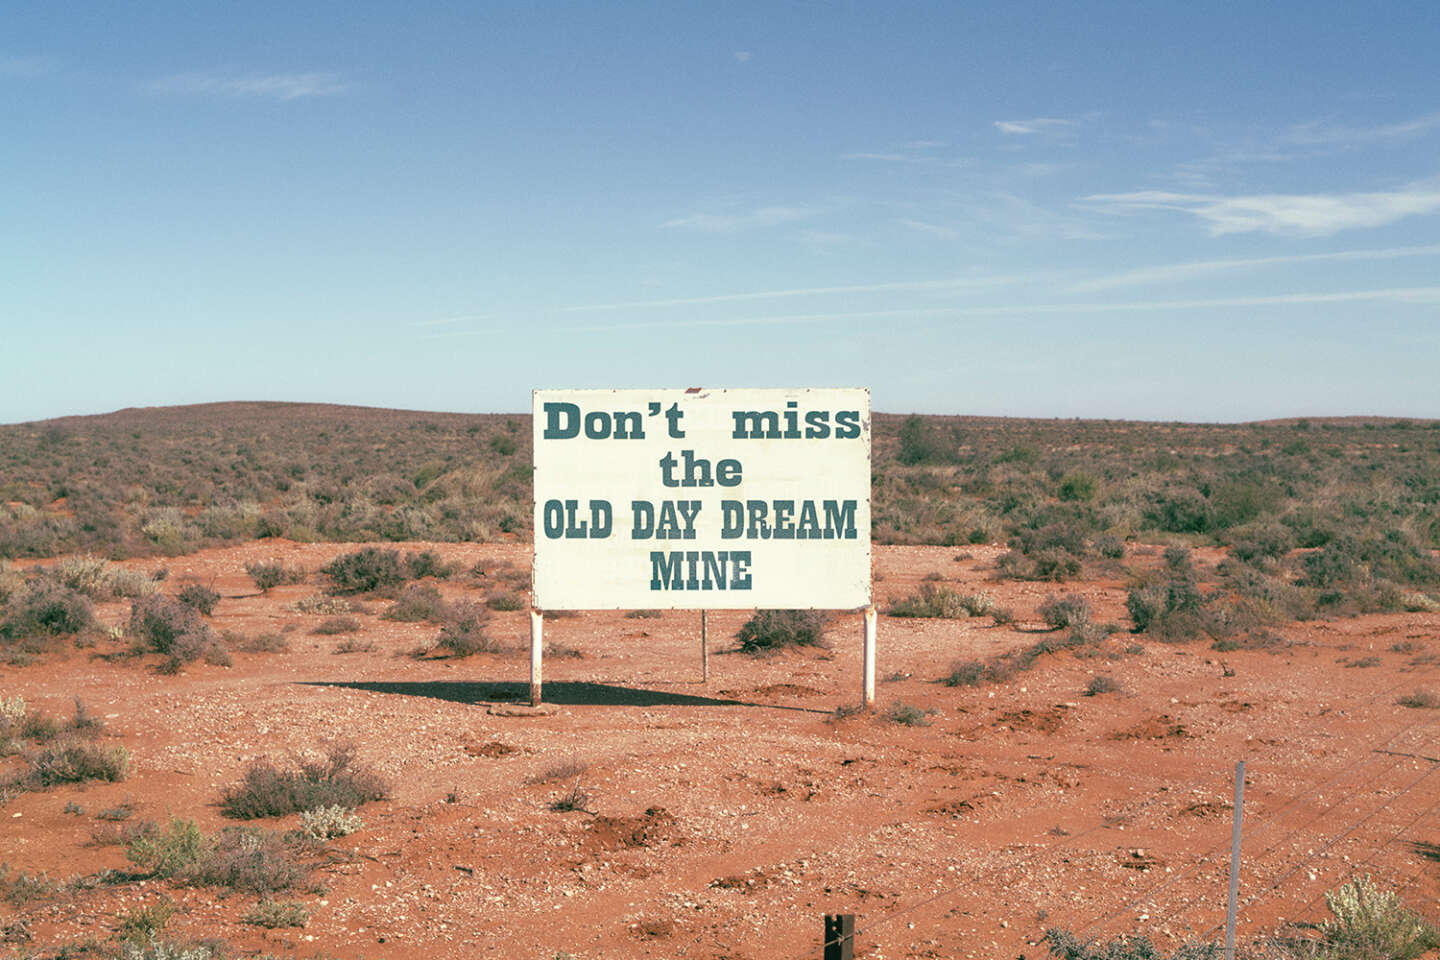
{"left": 701, "top": 610, "right": 709, "bottom": 683}
{"left": 530, "top": 608, "right": 544, "bottom": 707}
{"left": 862, "top": 605, "right": 876, "bottom": 707}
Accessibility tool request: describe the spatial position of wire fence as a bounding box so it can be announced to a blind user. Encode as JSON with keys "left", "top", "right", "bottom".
{"left": 756, "top": 672, "right": 1440, "bottom": 959}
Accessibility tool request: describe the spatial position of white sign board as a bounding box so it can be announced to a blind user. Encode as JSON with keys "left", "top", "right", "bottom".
{"left": 532, "top": 387, "right": 871, "bottom": 610}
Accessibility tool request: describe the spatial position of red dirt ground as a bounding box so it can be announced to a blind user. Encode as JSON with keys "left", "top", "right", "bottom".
{"left": 3, "top": 540, "right": 1438, "bottom": 959}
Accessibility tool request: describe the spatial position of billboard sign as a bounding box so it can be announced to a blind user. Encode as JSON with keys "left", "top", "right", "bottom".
{"left": 532, "top": 387, "right": 871, "bottom": 610}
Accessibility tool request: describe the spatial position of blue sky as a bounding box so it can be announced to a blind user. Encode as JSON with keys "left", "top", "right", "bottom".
{"left": 3, "top": 1, "right": 1438, "bottom": 423}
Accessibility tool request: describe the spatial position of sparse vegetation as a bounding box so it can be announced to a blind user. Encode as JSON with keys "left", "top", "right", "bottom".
{"left": 176, "top": 583, "right": 220, "bottom": 616}
{"left": 227, "top": 629, "right": 288, "bottom": 653}
{"left": 383, "top": 583, "right": 449, "bottom": 622}
{"left": 128, "top": 594, "right": 228, "bottom": 672}
{"left": 887, "top": 587, "right": 967, "bottom": 624}
{"left": 244, "top": 898, "right": 309, "bottom": 928}
{"left": 485, "top": 591, "right": 526, "bottom": 611}
{"left": 1085, "top": 675, "right": 1121, "bottom": 696}
{"left": 1042, "top": 875, "right": 1437, "bottom": 960}
{"left": 126, "top": 817, "right": 309, "bottom": 895}
{"left": 1039, "top": 593, "right": 1092, "bottom": 630}
{"left": 244, "top": 559, "right": 307, "bottom": 591}
{"left": 884, "top": 701, "right": 935, "bottom": 726}
{"left": 298, "top": 804, "right": 363, "bottom": 841}
{"left": 321, "top": 547, "right": 407, "bottom": 595}
{"left": 1397, "top": 690, "right": 1440, "bottom": 709}
{"left": 941, "top": 660, "right": 986, "bottom": 687}
{"left": 548, "top": 782, "right": 590, "bottom": 813}
{"left": 435, "top": 601, "right": 497, "bottom": 657}
{"left": 220, "top": 744, "right": 388, "bottom": 819}
{"left": 736, "top": 609, "right": 827, "bottom": 654}
{"left": 312, "top": 615, "right": 361, "bottom": 635}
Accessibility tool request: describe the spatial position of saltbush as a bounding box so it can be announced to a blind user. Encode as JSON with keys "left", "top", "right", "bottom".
{"left": 244, "top": 560, "right": 306, "bottom": 592}
{"left": 736, "top": 610, "right": 827, "bottom": 655}
{"left": 299, "top": 804, "right": 364, "bottom": 841}
{"left": 321, "top": 548, "right": 406, "bottom": 595}
{"left": 382, "top": 583, "right": 448, "bottom": 622}
{"left": 1039, "top": 593, "right": 1092, "bottom": 630}
{"left": 220, "top": 744, "right": 388, "bottom": 819}
{"left": 176, "top": 583, "right": 220, "bottom": 616}
{"left": 436, "top": 601, "right": 496, "bottom": 657}
{"left": 1, "top": 579, "right": 95, "bottom": 639}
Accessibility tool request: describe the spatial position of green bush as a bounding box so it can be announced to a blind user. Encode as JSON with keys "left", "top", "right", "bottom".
{"left": 244, "top": 560, "right": 306, "bottom": 592}
{"left": 126, "top": 817, "right": 207, "bottom": 878}
{"left": 736, "top": 610, "right": 827, "bottom": 655}
{"left": 127, "top": 819, "right": 309, "bottom": 896}
{"left": 1314, "top": 874, "right": 1438, "bottom": 959}
{"left": 403, "top": 550, "right": 456, "bottom": 580}
{"left": 1058, "top": 472, "right": 1097, "bottom": 502}
{"left": 1041, "top": 928, "right": 1220, "bottom": 959}
{"left": 321, "top": 548, "right": 406, "bottom": 595}
{"left": 897, "top": 414, "right": 957, "bottom": 465}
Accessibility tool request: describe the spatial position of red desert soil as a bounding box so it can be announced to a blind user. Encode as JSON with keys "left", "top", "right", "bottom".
{"left": 3, "top": 541, "right": 1438, "bottom": 959}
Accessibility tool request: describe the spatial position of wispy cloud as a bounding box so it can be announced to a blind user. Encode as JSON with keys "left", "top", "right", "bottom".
{"left": 562, "top": 274, "right": 1029, "bottom": 312}
{"left": 994, "top": 117, "right": 1075, "bottom": 136}
{"left": 1081, "top": 184, "right": 1440, "bottom": 237}
{"left": 0, "top": 56, "right": 57, "bottom": 78}
{"left": 148, "top": 71, "right": 348, "bottom": 100}
{"left": 1072, "top": 244, "right": 1440, "bottom": 292}
{"left": 660, "top": 205, "right": 815, "bottom": 233}
{"left": 896, "top": 218, "right": 958, "bottom": 239}
{"left": 1287, "top": 111, "right": 1440, "bottom": 146}
{"left": 567, "top": 286, "right": 1440, "bottom": 332}
{"left": 840, "top": 146, "right": 967, "bottom": 168}
{"left": 734, "top": 51, "right": 753, "bottom": 63}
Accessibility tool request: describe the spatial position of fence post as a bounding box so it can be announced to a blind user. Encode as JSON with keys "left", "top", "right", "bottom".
{"left": 824, "top": 914, "right": 855, "bottom": 960}
{"left": 1225, "top": 760, "right": 1245, "bottom": 960}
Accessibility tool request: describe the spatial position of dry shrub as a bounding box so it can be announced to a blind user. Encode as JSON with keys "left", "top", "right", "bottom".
{"left": 736, "top": 610, "right": 827, "bottom": 655}
{"left": 220, "top": 744, "right": 388, "bottom": 819}
{"left": 382, "top": 583, "right": 449, "bottom": 622}
{"left": 245, "top": 560, "right": 307, "bottom": 591}
{"left": 436, "top": 601, "right": 497, "bottom": 657}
